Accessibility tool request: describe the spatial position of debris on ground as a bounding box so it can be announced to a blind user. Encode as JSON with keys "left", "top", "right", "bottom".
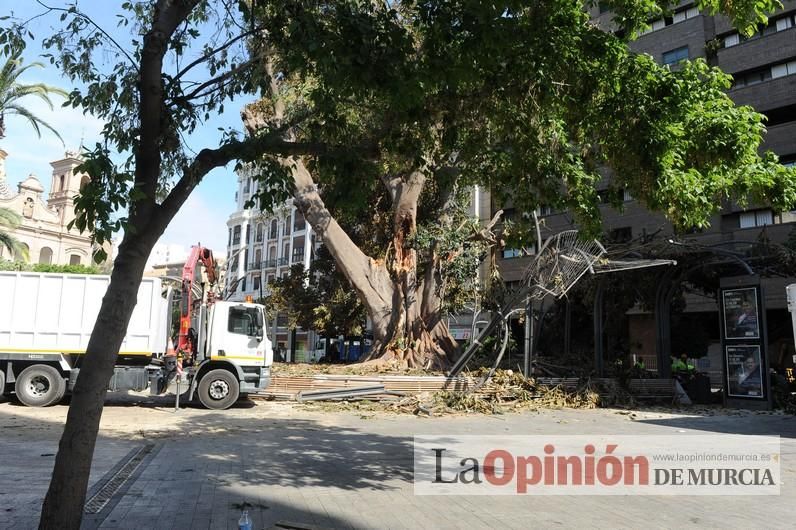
{"left": 272, "top": 362, "right": 442, "bottom": 377}
{"left": 295, "top": 369, "right": 603, "bottom": 415}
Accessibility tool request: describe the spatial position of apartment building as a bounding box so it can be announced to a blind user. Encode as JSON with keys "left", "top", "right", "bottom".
{"left": 495, "top": 2, "right": 796, "bottom": 372}
{"left": 225, "top": 169, "right": 317, "bottom": 359}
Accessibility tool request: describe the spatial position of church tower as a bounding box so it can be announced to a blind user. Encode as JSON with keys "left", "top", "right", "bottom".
{"left": 48, "top": 150, "right": 88, "bottom": 227}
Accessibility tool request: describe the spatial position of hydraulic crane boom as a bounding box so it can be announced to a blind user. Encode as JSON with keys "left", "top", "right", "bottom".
{"left": 177, "top": 245, "right": 218, "bottom": 360}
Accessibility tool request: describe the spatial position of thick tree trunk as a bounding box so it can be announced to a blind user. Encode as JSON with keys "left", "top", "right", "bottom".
{"left": 289, "top": 160, "right": 459, "bottom": 369}
{"left": 290, "top": 158, "right": 395, "bottom": 327}
{"left": 38, "top": 233, "right": 157, "bottom": 529}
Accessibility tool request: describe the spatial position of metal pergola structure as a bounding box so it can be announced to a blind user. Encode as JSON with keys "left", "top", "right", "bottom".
{"left": 448, "top": 231, "right": 682, "bottom": 381}
{"left": 448, "top": 230, "right": 607, "bottom": 378}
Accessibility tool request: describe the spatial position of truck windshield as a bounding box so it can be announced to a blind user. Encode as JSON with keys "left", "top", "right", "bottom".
{"left": 227, "top": 306, "right": 263, "bottom": 337}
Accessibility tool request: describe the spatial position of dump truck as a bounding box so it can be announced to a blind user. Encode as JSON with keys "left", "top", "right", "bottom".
{"left": 0, "top": 247, "right": 272, "bottom": 409}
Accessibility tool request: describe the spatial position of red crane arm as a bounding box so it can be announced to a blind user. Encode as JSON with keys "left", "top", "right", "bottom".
{"left": 176, "top": 245, "right": 218, "bottom": 356}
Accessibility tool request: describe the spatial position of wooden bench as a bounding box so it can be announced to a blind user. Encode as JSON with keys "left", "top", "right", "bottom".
{"left": 536, "top": 377, "right": 581, "bottom": 392}
{"left": 628, "top": 378, "right": 677, "bottom": 401}
{"left": 536, "top": 377, "right": 622, "bottom": 398}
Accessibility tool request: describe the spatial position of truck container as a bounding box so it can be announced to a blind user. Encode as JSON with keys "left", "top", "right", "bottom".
{"left": 0, "top": 271, "right": 272, "bottom": 409}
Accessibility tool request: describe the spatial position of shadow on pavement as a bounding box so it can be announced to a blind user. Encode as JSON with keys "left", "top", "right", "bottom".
{"left": 635, "top": 411, "right": 796, "bottom": 438}
{"left": 0, "top": 398, "right": 415, "bottom": 529}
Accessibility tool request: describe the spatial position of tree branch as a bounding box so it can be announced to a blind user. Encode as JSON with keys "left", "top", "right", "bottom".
{"left": 172, "top": 26, "right": 265, "bottom": 82}
{"left": 35, "top": 0, "right": 137, "bottom": 68}
{"left": 157, "top": 132, "right": 375, "bottom": 223}
{"left": 132, "top": 0, "right": 203, "bottom": 224}
{"left": 380, "top": 173, "right": 401, "bottom": 202}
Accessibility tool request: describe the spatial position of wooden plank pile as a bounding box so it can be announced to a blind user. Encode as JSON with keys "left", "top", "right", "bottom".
{"left": 261, "top": 374, "right": 478, "bottom": 401}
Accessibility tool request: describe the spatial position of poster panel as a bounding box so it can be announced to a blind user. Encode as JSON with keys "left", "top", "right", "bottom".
{"left": 722, "top": 287, "right": 760, "bottom": 340}
{"left": 726, "top": 344, "right": 764, "bottom": 398}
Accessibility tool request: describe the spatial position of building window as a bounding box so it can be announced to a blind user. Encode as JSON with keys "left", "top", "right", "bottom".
{"left": 38, "top": 247, "right": 53, "bottom": 265}
{"left": 772, "top": 60, "right": 796, "bottom": 79}
{"left": 662, "top": 46, "right": 689, "bottom": 66}
{"left": 597, "top": 188, "right": 626, "bottom": 204}
{"left": 724, "top": 33, "right": 740, "bottom": 47}
{"left": 724, "top": 13, "right": 796, "bottom": 48}
{"left": 59, "top": 175, "right": 65, "bottom": 191}
{"left": 253, "top": 276, "right": 261, "bottom": 292}
{"left": 775, "top": 14, "right": 795, "bottom": 31}
{"left": 284, "top": 215, "right": 291, "bottom": 235}
{"left": 256, "top": 223, "right": 263, "bottom": 242}
{"left": 232, "top": 225, "right": 241, "bottom": 245}
{"left": 503, "top": 248, "right": 523, "bottom": 259}
{"left": 294, "top": 211, "right": 306, "bottom": 232}
{"left": 732, "top": 59, "right": 796, "bottom": 90}
{"left": 228, "top": 228, "right": 232, "bottom": 246}
{"left": 672, "top": 7, "right": 700, "bottom": 24}
{"left": 733, "top": 67, "right": 772, "bottom": 88}
{"left": 639, "top": 7, "right": 699, "bottom": 36}
{"left": 269, "top": 219, "right": 278, "bottom": 239}
{"left": 245, "top": 224, "right": 251, "bottom": 243}
{"left": 69, "top": 254, "right": 81, "bottom": 265}
{"left": 739, "top": 209, "right": 774, "bottom": 228}
{"left": 608, "top": 226, "right": 633, "bottom": 243}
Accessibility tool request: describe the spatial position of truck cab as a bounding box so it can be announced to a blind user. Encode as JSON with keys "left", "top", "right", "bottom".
{"left": 188, "top": 300, "right": 272, "bottom": 409}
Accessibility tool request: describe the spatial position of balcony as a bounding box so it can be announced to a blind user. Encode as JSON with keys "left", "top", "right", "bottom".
{"left": 729, "top": 72, "right": 796, "bottom": 111}
{"left": 762, "top": 121, "right": 796, "bottom": 154}
{"left": 263, "top": 259, "right": 277, "bottom": 269}
{"left": 277, "top": 257, "right": 289, "bottom": 267}
{"left": 291, "top": 248, "right": 305, "bottom": 263}
{"left": 717, "top": 26, "right": 796, "bottom": 75}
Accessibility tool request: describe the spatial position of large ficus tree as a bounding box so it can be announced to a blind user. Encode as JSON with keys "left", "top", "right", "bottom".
{"left": 242, "top": 0, "right": 796, "bottom": 370}
{"left": 0, "top": 0, "right": 790, "bottom": 527}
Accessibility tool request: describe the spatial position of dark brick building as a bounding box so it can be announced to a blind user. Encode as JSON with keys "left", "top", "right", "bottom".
{"left": 495, "top": 2, "right": 796, "bottom": 377}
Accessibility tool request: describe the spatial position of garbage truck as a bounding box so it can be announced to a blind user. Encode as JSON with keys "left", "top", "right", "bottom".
{"left": 0, "top": 246, "right": 272, "bottom": 409}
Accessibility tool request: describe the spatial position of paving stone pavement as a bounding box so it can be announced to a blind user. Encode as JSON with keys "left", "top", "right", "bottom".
{"left": 0, "top": 395, "right": 794, "bottom": 530}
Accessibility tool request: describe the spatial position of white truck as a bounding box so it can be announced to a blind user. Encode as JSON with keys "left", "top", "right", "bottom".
{"left": 0, "top": 266, "right": 273, "bottom": 409}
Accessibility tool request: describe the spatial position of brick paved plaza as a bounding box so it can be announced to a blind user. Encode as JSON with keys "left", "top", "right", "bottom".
{"left": 0, "top": 396, "right": 793, "bottom": 529}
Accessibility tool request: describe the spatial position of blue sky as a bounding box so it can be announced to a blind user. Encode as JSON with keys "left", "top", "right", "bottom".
{"left": 1, "top": 2, "right": 250, "bottom": 253}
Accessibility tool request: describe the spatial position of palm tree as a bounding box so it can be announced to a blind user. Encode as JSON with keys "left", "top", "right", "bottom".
{"left": 0, "top": 53, "right": 68, "bottom": 141}
{"left": 0, "top": 206, "right": 27, "bottom": 261}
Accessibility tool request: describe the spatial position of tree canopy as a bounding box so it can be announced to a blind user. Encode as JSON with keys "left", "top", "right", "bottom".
{"left": 243, "top": 0, "right": 796, "bottom": 243}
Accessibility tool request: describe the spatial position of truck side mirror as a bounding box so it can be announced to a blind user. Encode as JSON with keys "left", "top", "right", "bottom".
{"left": 255, "top": 309, "right": 264, "bottom": 340}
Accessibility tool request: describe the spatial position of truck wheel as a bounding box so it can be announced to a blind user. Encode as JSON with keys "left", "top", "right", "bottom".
{"left": 197, "top": 369, "right": 239, "bottom": 410}
{"left": 15, "top": 365, "right": 66, "bottom": 407}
